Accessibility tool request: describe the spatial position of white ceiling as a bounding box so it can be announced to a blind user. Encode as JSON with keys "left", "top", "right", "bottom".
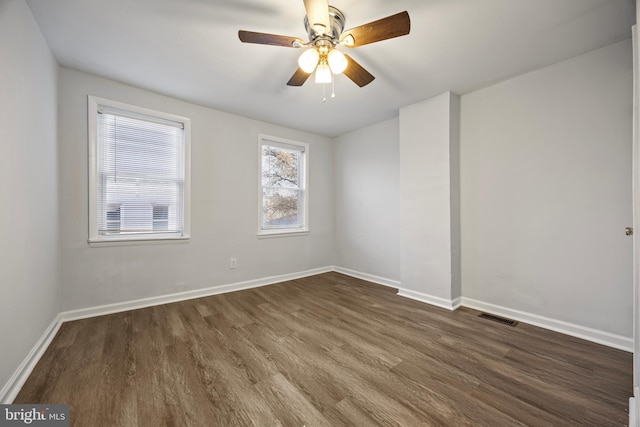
{"left": 26, "top": 0, "right": 635, "bottom": 137}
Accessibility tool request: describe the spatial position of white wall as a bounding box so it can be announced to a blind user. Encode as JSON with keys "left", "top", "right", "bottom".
{"left": 399, "top": 92, "right": 460, "bottom": 303}
{"left": 58, "top": 68, "right": 334, "bottom": 311}
{"left": 333, "top": 118, "right": 400, "bottom": 281}
{"left": 461, "top": 39, "right": 633, "bottom": 337}
{"left": 0, "top": 0, "right": 60, "bottom": 397}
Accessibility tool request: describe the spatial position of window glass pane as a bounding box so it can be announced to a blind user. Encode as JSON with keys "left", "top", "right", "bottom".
{"left": 262, "top": 145, "right": 300, "bottom": 188}
{"left": 259, "top": 137, "right": 307, "bottom": 233}
{"left": 262, "top": 188, "right": 301, "bottom": 228}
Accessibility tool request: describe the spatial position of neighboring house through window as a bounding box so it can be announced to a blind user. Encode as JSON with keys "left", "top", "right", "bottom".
{"left": 258, "top": 134, "right": 309, "bottom": 237}
{"left": 88, "top": 96, "right": 191, "bottom": 243}
{"left": 106, "top": 204, "right": 121, "bottom": 231}
{"left": 152, "top": 204, "right": 169, "bottom": 231}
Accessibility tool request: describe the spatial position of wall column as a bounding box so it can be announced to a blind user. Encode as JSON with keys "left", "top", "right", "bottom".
{"left": 399, "top": 91, "right": 461, "bottom": 309}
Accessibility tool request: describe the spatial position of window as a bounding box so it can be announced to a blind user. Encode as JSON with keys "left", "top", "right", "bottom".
{"left": 88, "top": 96, "right": 190, "bottom": 243}
{"left": 258, "top": 134, "right": 309, "bottom": 237}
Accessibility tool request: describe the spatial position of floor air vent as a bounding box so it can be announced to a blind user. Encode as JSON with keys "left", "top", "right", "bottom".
{"left": 478, "top": 312, "right": 518, "bottom": 327}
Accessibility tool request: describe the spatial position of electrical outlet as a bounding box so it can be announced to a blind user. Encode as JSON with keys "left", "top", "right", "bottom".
{"left": 230, "top": 258, "right": 237, "bottom": 269}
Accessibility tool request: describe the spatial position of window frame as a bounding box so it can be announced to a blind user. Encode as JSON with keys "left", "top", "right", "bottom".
{"left": 257, "top": 134, "right": 309, "bottom": 238}
{"left": 87, "top": 95, "right": 191, "bottom": 245}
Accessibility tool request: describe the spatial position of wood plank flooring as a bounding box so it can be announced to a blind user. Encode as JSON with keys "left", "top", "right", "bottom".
{"left": 15, "top": 272, "right": 632, "bottom": 426}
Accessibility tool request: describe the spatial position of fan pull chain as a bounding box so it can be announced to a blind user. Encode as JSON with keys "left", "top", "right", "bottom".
{"left": 321, "top": 75, "right": 336, "bottom": 103}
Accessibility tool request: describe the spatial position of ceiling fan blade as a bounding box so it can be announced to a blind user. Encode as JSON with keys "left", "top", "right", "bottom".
{"left": 343, "top": 54, "right": 375, "bottom": 87}
{"left": 238, "top": 30, "right": 304, "bottom": 47}
{"left": 287, "top": 68, "right": 312, "bottom": 86}
{"left": 303, "top": 0, "right": 330, "bottom": 35}
{"left": 340, "top": 11, "right": 410, "bottom": 47}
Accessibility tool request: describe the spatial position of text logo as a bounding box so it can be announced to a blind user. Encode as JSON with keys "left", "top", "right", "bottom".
{"left": 0, "top": 405, "right": 69, "bottom": 426}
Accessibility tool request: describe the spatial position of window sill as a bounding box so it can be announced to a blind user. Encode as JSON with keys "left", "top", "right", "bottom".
{"left": 88, "top": 236, "right": 190, "bottom": 247}
{"left": 257, "top": 230, "right": 309, "bottom": 239}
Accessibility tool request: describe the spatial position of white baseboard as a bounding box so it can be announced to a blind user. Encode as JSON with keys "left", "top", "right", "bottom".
{"left": 332, "top": 266, "right": 401, "bottom": 289}
{"left": 3, "top": 266, "right": 633, "bottom": 405}
{"left": 334, "top": 267, "right": 632, "bottom": 351}
{"left": 61, "top": 266, "right": 333, "bottom": 322}
{"left": 461, "top": 297, "right": 633, "bottom": 352}
{"left": 332, "top": 267, "right": 464, "bottom": 311}
{"left": 52, "top": 268, "right": 639, "bottom": 353}
{"left": 397, "top": 288, "right": 461, "bottom": 311}
{"left": 0, "top": 314, "right": 63, "bottom": 404}
{"left": 332, "top": 266, "right": 461, "bottom": 310}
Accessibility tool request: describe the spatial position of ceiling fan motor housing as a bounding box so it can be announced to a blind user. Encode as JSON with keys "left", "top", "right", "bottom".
{"left": 304, "top": 6, "right": 345, "bottom": 45}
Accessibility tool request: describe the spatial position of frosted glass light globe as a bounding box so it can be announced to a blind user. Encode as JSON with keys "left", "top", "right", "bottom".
{"left": 315, "top": 62, "right": 332, "bottom": 84}
{"left": 327, "top": 49, "right": 347, "bottom": 74}
{"left": 298, "top": 49, "right": 319, "bottom": 73}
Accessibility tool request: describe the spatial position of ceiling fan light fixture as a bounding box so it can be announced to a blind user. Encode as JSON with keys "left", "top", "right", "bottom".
{"left": 315, "top": 61, "right": 332, "bottom": 84}
{"left": 298, "top": 48, "right": 319, "bottom": 73}
{"left": 239, "top": 3, "right": 411, "bottom": 89}
{"left": 327, "top": 49, "right": 347, "bottom": 74}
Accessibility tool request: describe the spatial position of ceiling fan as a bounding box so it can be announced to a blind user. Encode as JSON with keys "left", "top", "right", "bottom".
{"left": 238, "top": 0, "right": 410, "bottom": 88}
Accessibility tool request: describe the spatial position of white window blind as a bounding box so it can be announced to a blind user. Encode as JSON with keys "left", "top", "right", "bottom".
{"left": 89, "top": 97, "right": 190, "bottom": 242}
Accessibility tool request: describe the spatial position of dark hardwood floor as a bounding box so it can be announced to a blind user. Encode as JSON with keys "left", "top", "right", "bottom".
{"left": 16, "top": 272, "right": 632, "bottom": 426}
